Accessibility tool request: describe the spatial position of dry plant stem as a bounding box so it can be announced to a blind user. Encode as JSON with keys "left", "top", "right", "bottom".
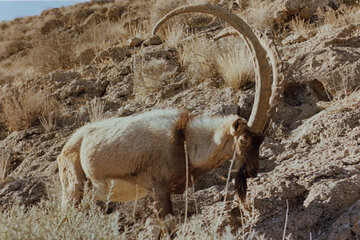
{"left": 282, "top": 199, "right": 289, "bottom": 240}
{"left": 86, "top": 97, "right": 105, "bottom": 122}
{"left": 0, "top": 153, "right": 8, "bottom": 181}
{"left": 191, "top": 176, "right": 198, "bottom": 215}
{"left": 133, "top": 184, "right": 138, "bottom": 221}
{"left": 215, "top": 145, "right": 237, "bottom": 231}
{"left": 183, "top": 141, "right": 190, "bottom": 228}
{"left": 106, "top": 180, "right": 115, "bottom": 212}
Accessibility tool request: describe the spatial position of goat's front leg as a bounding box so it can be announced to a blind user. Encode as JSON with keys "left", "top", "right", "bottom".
{"left": 153, "top": 184, "right": 176, "bottom": 238}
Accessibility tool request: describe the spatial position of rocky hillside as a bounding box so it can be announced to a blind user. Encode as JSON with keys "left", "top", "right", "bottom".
{"left": 0, "top": 0, "right": 359, "bottom": 239}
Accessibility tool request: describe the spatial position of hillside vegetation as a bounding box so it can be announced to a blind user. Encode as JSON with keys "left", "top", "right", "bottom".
{"left": 0, "top": 0, "right": 359, "bottom": 239}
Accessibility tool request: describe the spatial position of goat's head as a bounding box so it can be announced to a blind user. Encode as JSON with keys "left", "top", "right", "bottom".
{"left": 152, "top": 4, "right": 284, "bottom": 201}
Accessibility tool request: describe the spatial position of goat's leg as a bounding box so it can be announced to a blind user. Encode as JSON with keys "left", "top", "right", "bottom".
{"left": 58, "top": 154, "right": 85, "bottom": 210}
{"left": 153, "top": 184, "right": 176, "bottom": 238}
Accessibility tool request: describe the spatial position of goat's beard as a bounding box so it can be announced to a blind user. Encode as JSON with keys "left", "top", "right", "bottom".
{"left": 235, "top": 166, "right": 248, "bottom": 202}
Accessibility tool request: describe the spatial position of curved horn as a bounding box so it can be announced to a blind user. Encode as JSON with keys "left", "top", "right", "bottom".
{"left": 152, "top": 4, "right": 283, "bottom": 135}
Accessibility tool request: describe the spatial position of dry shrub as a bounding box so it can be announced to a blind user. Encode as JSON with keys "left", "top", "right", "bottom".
{"left": 241, "top": 0, "right": 276, "bottom": 31}
{"left": 289, "top": 16, "right": 311, "bottom": 38}
{"left": 149, "top": 0, "right": 187, "bottom": 27}
{"left": 317, "top": 5, "right": 360, "bottom": 34}
{"left": 26, "top": 32, "right": 75, "bottom": 74}
{"left": 215, "top": 38, "right": 254, "bottom": 89}
{"left": 1, "top": 89, "right": 61, "bottom": 132}
{"left": 178, "top": 36, "right": 217, "bottom": 83}
{"left": 0, "top": 194, "right": 128, "bottom": 240}
{"left": 39, "top": 114, "right": 57, "bottom": 133}
{"left": 85, "top": 97, "right": 105, "bottom": 122}
{"left": 126, "top": 20, "right": 149, "bottom": 40}
{"left": 77, "top": 21, "right": 128, "bottom": 53}
{"left": 0, "top": 151, "right": 8, "bottom": 182}
{"left": 161, "top": 23, "right": 187, "bottom": 48}
{"left": 0, "top": 190, "right": 264, "bottom": 239}
{"left": 133, "top": 58, "right": 178, "bottom": 98}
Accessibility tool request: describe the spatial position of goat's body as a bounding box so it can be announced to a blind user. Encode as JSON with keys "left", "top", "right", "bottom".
{"left": 58, "top": 108, "right": 240, "bottom": 207}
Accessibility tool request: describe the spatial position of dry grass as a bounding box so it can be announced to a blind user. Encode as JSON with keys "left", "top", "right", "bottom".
{"left": 289, "top": 16, "right": 311, "bottom": 38}
{"left": 215, "top": 38, "right": 254, "bottom": 90}
{"left": 240, "top": 0, "right": 275, "bottom": 31}
{"left": 133, "top": 58, "right": 178, "bottom": 99}
{"left": 317, "top": 5, "right": 360, "bottom": 35}
{"left": 149, "top": 0, "right": 187, "bottom": 27}
{"left": 1, "top": 89, "right": 61, "bottom": 132}
{"left": 85, "top": 97, "right": 106, "bottom": 122}
{"left": 77, "top": 21, "right": 128, "bottom": 54}
{"left": 162, "top": 22, "right": 187, "bottom": 48}
{"left": 178, "top": 36, "right": 217, "bottom": 83}
{"left": 0, "top": 196, "right": 128, "bottom": 240}
{"left": 25, "top": 32, "right": 75, "bottom": 74}
{"left": 0, "top": 151, "right": 8, "bottom": 182}
{"left": 0, "top": 188, "right": 265, "bottom": 240}
{"left": 331, "top": 65, "right": 359, "bottom": 101}
{"left": 39, "top": 113, "right": 57, "bottom": 133}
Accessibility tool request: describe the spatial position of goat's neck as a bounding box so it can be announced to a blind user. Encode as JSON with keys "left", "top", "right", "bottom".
{"left": 185, "top": 116, "right": 236, "bottom": 175}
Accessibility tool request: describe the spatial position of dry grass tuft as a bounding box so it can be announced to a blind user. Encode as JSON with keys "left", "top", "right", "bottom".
{"left": 0, "top": 151, "right": 8, "bottom": 182}
{"left": 178, "top": 36, "right": 217, "bottom": 83}
{"left": 317, "top": 5, "right": 360, "bottom": 35}
{"left": 39, "top": 113, "right": 57, "bottom": 133}
{"left": 77, "top": 21, "right": 128, "bottom": 54}
{"left": 162, "top": 22, "right": 187, "bottom": 48}
{"left": 0, "top": 194, "right": 264, "bottom": 239}
{"left": 133, "top": 58, "right": 178, "bottom": 99}
{"left": 0, "top": 195, "right": 128, "bottom": 240}
{"left": 215, "top": 38, "right": 254, "bottom": 90}
{"left": 149, "top": 0, "right": 187, "bottom": 27}
{"left": 85, "top": 97, "right": 106, "bottom": 122}
{"left": 240, "top": 1, "right": 276, "bottom": 31}
{"left": 26, "top": 33, "right": 75, "bottom": 74}
{"left": 289, "top": 16, "right": 311, "bottom": 38}
{"left": 1, "top": 89, "right": 61, "bottom": 132}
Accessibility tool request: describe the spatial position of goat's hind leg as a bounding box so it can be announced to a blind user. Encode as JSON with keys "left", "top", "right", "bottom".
{"left": 58, "top": 154, "right": 86, "bottom": 210}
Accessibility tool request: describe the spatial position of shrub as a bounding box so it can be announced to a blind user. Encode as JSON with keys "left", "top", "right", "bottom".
{"left": 1, "top": 88, "right": 61, "bottom": 132}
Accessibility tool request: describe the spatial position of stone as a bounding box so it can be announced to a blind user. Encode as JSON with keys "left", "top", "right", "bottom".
{"left": 126, "top": 37, "right": 143, "bottom": 47}
{"left": 143, "top": 35, "right": 163, "bottom": 46}
{"left": 77, "top": 48, "right": 95, "bottom": 65}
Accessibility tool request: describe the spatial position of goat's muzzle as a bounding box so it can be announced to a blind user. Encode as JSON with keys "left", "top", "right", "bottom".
{"left": 235, "top": 134, "right": 264, "bottom": 201}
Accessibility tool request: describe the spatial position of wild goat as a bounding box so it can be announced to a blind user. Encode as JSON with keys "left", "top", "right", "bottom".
{"left": 58, "top": 3, "right": 283, "bottom": 231}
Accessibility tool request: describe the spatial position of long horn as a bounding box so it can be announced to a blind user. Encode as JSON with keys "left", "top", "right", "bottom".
{"left": 152, "top": 4, "right": 283, "bottom": 135}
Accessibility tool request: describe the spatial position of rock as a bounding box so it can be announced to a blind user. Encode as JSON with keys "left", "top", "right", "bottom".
{"left": 80, "top": 13, "right": 104, "bottom": 29}
{"left": 143, "top": 35, "right": 163, "bottom": 46}
{"left": 326, "top": 200, "right": 360, "bottom": 240}
{"left": 212, "top": 103, "right": 240, "bottom": 116}
{"left": 0, "top": 178, "right": 46, "bottom": 207}
{"left": 94, "top": 47, "right": 128, "bottom": 63}
{"left": 238, "top": 89, "right": 254, "bottom": 120}
{"left": 94, "top": 50, "right": 110, "bottom": 63}
{"left": 106, "top": 5, "right": 126, "bottom": 20}
{"left": 77, "top": 48, "right": 95, "bottom": 65}
{"left": 126, "top": 37, "right": 143, "bottom": 47}
{"left": 51, "top": 71, "right": 81, "bottom": 83}
{"left": 118, "top": 66, "right": 131, "bottom": 76}
{"left": 108, "top": 46, "right": 126, "bottom": 62}
{"left": 284, "top": 0, "right": 358, "bottom": 19}
{"left": 282, "top": 34, "right": 307, "bottom": 45}
{"left": 59, "top": 79, "right": 108, "bottom": 98}
{"left": 40, "top": 18, "right": 64, "bottom": 35}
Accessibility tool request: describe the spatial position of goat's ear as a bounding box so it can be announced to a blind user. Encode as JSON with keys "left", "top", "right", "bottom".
{"left": 230, "top": 119, "right": 246, "bottom": 136}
